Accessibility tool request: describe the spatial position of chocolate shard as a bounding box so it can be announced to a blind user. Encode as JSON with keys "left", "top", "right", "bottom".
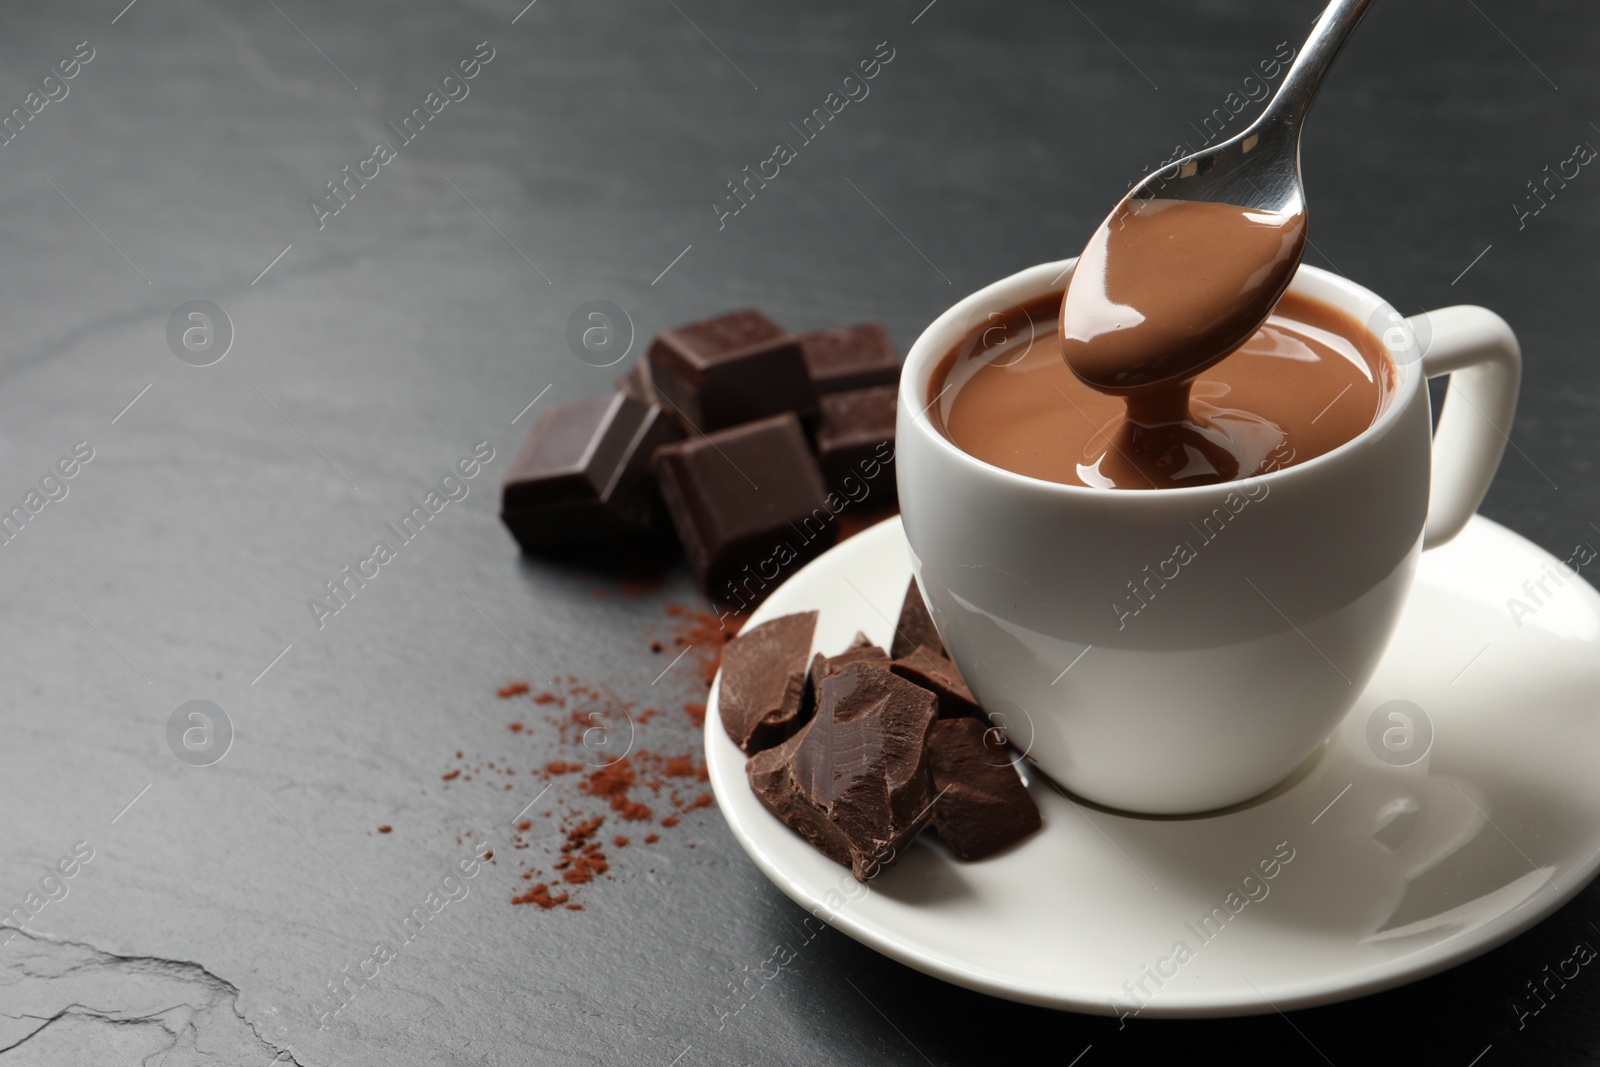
{"left": 799, "top": 323, "right": 901, "bottom": 395}
{"left": 815, "top": 385, "right": 898, "bottom": 502}
{"left": 500, "top": 393, "right": 683, "bottom": 553}
{"left": 891, "top": 578, "right": 946, "bottom": 660}
{"left": 718, "top": 611, "right": 818, "bottom": 754}
{"left": 807, "top": 632, "right": 890, "bottom": 695}
{"left": 747, "top": 662, "right": 939, "bottom": 881}
{"left": 653, "top": 413, "right": 837, "bottom": 605}
{"left": 890, "top": 646, "right": 981, "bottom": 719}
{"left": 927, "top": 718, "right": 1041, "bottom": 861}
{"left": 648, "top": 309, "right": 817, "bottom": 431}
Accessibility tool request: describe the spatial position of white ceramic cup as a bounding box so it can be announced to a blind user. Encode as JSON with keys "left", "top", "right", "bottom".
{"left": 896, "top": 260, "right": 1521, "bottom": 814}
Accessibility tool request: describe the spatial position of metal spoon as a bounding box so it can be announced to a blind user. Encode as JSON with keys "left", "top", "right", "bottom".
{"left": 1060, "top": 0, "right": 1377, "bottom": 396}
{"left": 1142, "top": 0, "right": 1376, "bottom": 222}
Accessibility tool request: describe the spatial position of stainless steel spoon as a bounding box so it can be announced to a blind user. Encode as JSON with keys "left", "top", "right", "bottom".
{"left": 1132, "top": 0, "right": 1376, "bottom": 227}
{"left": 1058, "top": 0, "right": 1378, "bottom": 397}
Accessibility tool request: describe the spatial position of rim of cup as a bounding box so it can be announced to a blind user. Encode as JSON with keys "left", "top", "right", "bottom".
{"left": 899, "top": 259, "right": 1423, "bottom": 501}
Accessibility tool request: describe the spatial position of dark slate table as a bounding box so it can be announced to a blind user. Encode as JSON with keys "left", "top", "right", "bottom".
{"left": 1, "top": 1, "right": 1595, "bottom": 1064}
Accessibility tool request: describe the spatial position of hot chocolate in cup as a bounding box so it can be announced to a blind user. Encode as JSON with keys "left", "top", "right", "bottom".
{"left": 896, "top": 260, "right": 1521, "bottom": 814}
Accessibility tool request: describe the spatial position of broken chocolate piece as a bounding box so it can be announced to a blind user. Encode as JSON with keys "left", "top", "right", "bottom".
{"left": 718, "top": 611, "right": 818, "bottom": 754}
{"left": 500, "top": 393, "right": 683, "bottom": 552}
{"left": 747, "top": 662, "right": 938, "bottom": 881}
{"left": 891, "top": 646, "right": 981, "bottom": 719}
{"left": 891, "top": 578, "right": 945, "bottom": 660}
{"left": 926, "top": 718, "right": 1041, "bottom": 861}
{"left": 807, "top": 632, "right": 890, "bottom": 695}
{"left": 653, "top": 413, "right": 837, "bottom": 605}
{"left": 648, "top": 309, "right": 817, "bottom": 431}
{"left": 815, "top": 385, "right": 897, "bottom": 501}
{"left": 886, "top": 581, "right": 976, "bottom": 715}
{"left": 799, "top": 323, "right": 901, "bottom": 395}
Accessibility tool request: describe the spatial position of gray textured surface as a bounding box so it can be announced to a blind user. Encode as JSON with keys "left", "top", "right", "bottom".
{"left": 0, "top": 1, "right": 1596, "bottom": 1064}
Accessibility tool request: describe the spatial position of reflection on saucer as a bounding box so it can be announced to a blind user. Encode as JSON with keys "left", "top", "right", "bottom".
{"left": 1367, "top": 868, "right": 1553, "bottom": 946}
{"left": 1353, "top": 774, "right": 1547, "bottom": 944}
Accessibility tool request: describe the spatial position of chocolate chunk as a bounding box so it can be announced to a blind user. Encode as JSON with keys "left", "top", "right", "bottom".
{"left": 501, "top": 393, "right": 683, "bottom": 552}
{"left": 617, "top": 358, "right": 658, "bottom": 405}
{"left": 887, "top": 582, "right": 977, "bottom": 716}
{"left": 891, "top": 578, "right": 945, "bottom": 660}
{"left": 815, "top": 385, "right": 898, "bottom": 501}
{"left": 718, "top": 611, "right": 818, "bottom": 754}
{"left": 648, "top": 309, "right": 817, "bottom": 431}
{"left": 891, "top": 646, "right": 981, "bottom": 719}
{"left": 653, "top": 413, "right": 837, "bottom": 605}
{"left": 747, "top": 663, "right": 938, "bottom": 881}
{"left": 807, "top": 632, "right": 890, "bottom": 695}
{"left": 926, "top": 718, "right": 1041, "bottom": 861}
{"left": 799, "top": 323, "right": 901, "bottom": 394}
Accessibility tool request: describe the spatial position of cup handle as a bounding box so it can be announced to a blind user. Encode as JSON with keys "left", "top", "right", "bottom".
{"left": 1414, "top": 306, "right": 1522, "bottom": 549}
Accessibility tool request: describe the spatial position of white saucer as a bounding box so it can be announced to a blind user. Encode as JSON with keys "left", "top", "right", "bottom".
{"left": 704, "top": 515, "right": 1600, "bottom": 1017}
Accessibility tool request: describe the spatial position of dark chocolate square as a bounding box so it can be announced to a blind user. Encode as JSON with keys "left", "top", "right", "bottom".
{"left": 815, "top": 385, "right": 897, "bottom": 501}
{"left": 617, "top": 359, "right": 658, "bottom": 405}
{"left": 648, "top": 309, "right": 817, "bottom": 431}
{"left": 653, "top": 413, "right": 837, "bottom": 606}
{"left": 800, "top": 323, "right": 900, "bottom": 394}
{"left": 500, "top": 393, "right": 682, "bottom": 552}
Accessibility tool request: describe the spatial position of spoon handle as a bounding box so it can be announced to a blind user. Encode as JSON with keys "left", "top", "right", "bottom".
{"left": 1262, "top": 0, "right": 1377, "bottom": 132}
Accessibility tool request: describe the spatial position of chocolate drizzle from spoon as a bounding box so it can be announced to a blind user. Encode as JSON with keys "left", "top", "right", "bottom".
{"left": 1059, "top": 197, "right": 1306, "bottom": 489}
